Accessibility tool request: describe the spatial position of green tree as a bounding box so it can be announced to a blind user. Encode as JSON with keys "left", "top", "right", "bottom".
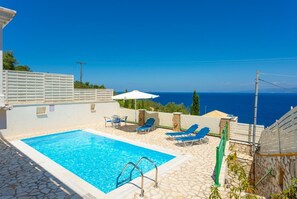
{"left": 191, "top": 90, "right": 200, "bottom": 115}
{"left": 141, "top": 100, "right": 145, "bottom": 109}
{"left": 3, "top": 51, "right": 17, "bottom": 70}
{"left": 272, "top": 178, "right": 297, "bottom": 199}
{"left": 130, "top": 99, "right": 135, "bottom": 109}
{"left": 160, "top": 102, "right": 189, "bottom": 114}
{"left": 15, "top": 65, "right": 32, "bottom": 71}
{"left": 124, "top": 89, "right": 129, "bottom": 108}
{"left": 74, "top": 80, "right": 105, "bottom": 89}
{"left": 3, "top": 51, "right": 31, "bottom": 71}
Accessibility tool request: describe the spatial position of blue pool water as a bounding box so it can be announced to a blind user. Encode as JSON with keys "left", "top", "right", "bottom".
{"left": 22, "top": 130, "right": 175, "bottom": 193}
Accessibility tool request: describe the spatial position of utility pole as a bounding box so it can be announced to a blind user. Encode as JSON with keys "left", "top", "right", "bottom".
{"left": 253, "top": 71, "right": 260, "bottom": 154}
{"left": 76, "top": 61, "right": 86, "bottom": 83}
{"left": 252, "top": 71, "right": 260, "bottom": 187}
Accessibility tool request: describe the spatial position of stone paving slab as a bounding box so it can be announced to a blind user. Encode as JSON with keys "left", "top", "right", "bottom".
{"left": 1, "top": 123, "right": 220, "bottom": 198}
{"left": 93, "top": 124, "right": 220, "bottom": 198}
{"left": 0, "top": 135, "right": 82, "bottom": 199}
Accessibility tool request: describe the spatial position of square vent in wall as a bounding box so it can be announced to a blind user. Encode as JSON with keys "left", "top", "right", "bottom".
{"left": 91, "top": 103, "right": 96, "bottom": 112}
{"left": 36, "top": 107, "right": 46, "bottom": 115}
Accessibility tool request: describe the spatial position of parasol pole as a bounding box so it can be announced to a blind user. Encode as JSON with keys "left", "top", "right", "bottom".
{"left": 135, "top": 99, "right": 137, "bottom": 123}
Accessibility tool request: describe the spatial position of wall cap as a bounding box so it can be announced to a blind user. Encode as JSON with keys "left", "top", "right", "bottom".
{"left": 173, "top": 112, "right": 182, "bottom": 115}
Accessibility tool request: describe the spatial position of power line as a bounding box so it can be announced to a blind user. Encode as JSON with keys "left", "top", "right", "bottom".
{"left": 259, "top": 78, "right": 296, "bottom": 91}
{"left": 84, "top": 57, "right": 297, "bottom": 65}
{"left": 261, "top": 73, "right": 297, "bottom": 78}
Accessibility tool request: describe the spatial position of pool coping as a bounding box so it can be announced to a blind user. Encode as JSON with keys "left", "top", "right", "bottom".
{"left": 10, "top": 129, "right": 190, "bottom": 199}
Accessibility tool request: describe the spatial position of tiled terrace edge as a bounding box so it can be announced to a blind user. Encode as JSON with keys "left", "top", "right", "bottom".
{"left": 10, "top": 129, "right": 189, "bottom": 199}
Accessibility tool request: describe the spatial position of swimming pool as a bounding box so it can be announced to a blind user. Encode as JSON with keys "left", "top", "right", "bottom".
{"left": 21, "top": 130, "right": 175, "bottom": 194}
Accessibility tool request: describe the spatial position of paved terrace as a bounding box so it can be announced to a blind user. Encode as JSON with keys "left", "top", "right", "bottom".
{"left": 1, "top": 123, "right": 221, "bottom": 199}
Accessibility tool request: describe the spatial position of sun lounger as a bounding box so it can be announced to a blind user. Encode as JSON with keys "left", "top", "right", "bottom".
{"left": 165, "top": 124, "right": 198, "bottom": 138}
{"left": 175, "top": 127, "right": 210, "bottom": 146}
{"left": 136, "top": 118, "right": 155, "bottom": 133}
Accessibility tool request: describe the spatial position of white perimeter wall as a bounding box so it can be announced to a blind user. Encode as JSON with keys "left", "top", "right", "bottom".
{"left": 0, "top": 101, "right": 120, "bottom": 138}
{"left": 181, "top": 115, "right": 221, "bottom": 133}
{"left": 119, "top": 108, "right": 221, "bottom": 133}
{"left": 119, "top": 108, "right": 264, "bottom": 141}
{"left": 118, "top": 108, "right": 139, "bottom": 123}
{"left": 0, "top": 104, "right": 266, "bottom": 142}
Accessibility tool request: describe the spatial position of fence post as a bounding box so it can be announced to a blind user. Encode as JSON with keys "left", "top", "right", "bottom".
{"left": 220, "top": 118, "right": 230, "bottom": 139}
{"left": 138, "top": 109, "right": 146, "bottom": 126}
{"left": 215, "top": 122, "right": 229, "bottom": 187}
{"left": 215, "top": 146, "right": 221, "bottom": 186}
{"left": 277, "top": 121, "right": 281, "bottom": 154}
{"left": 223, "top": 130, "right": 226, "bottom": 155}
{"left": 172, "top": 112, "right": 181, "bottom": 131}
{"left": 225, "top": 122, "right": 229, "bottom": 141}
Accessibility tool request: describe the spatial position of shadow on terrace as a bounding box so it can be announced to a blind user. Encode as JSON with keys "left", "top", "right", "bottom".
{"left": 0, "top": 133, "right": 82, "bottom": 198}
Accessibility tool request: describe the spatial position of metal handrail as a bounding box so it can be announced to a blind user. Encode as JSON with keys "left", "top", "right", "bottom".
{"left": 116, "top": 162, "right": 144, "bottom": 197}
{"left": 255, "top": 168, "right": 275, "bottom": 187}
{"left": 131, "top": 157, "right": 158, "bottom": 188}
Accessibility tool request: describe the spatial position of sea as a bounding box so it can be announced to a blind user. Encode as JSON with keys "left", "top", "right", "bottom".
{"left": 151, "top": 92, "right": 297, "bottom": 127}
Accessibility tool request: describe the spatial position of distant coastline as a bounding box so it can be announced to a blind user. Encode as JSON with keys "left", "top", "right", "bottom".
{"left": 149, "top": 92, "right": 297, "bottom": 127}
{"left": 115, "top": 91, "right": 297, "bottom": 127}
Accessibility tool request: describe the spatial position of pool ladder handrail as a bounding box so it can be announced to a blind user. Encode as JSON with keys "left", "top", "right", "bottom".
{"left": 116, "top": 157, "right": 158, "bottom": 197}
{"left": 116, "top": 162, "right": 144, "bottom": 197}
{"left": 130, "top": 157, "right": 158, "bottom": 188}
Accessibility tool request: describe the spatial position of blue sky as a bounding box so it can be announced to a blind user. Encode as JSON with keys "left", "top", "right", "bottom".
{"left": 1, "top": 0, "right": 297, "bottom": 92}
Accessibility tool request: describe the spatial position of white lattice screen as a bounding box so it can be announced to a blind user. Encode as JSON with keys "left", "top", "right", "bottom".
{"left": 3, "top": 70, "right": 113, "bottom": 104}
{"left": 259, "top": 106, "right": 297, "bottom": 154}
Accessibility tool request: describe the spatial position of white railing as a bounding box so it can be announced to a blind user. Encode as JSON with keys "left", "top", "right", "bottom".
{"left": 3, "top": 70, "right": 46, "bottom": 103}
{"left": 44, "top": 73, "right": 74, "bottom": 103}
{"left": 74, "top": 89, "right": 96, "bottom": 102}
{"left": 3, "top": 70, "right": 113, "bottom": 104}
{"left": 96, "top": 89, "right": 114, "bottom": 102}
{"left": 74, "top": 89, "right": 113, "bottom": 102}
{"left": 230, "top": 122, "right": 264, "bottom": 143}
{"left": 119, "top": 108, "right": 221, "bottom": 133}
{"left": 259, "top": 106, "right": 297, "bottom": 154}
{"left": 119, "top": 108, "right": 264, "bottom": 138}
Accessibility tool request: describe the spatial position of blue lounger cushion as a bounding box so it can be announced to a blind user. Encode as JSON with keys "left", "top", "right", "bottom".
{"left": 166, "top": 124, "right": 198, "bottom": 137}
{"left": 175, "top": 127, "right": 210, "bottom": 146}
{"left": 136, "top": 118, "right": 155, "bottom": 132}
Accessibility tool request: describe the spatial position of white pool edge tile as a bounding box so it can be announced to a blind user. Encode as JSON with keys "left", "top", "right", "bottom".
{"left": 10, "top": 129, "right": 189, "bottom": 199}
